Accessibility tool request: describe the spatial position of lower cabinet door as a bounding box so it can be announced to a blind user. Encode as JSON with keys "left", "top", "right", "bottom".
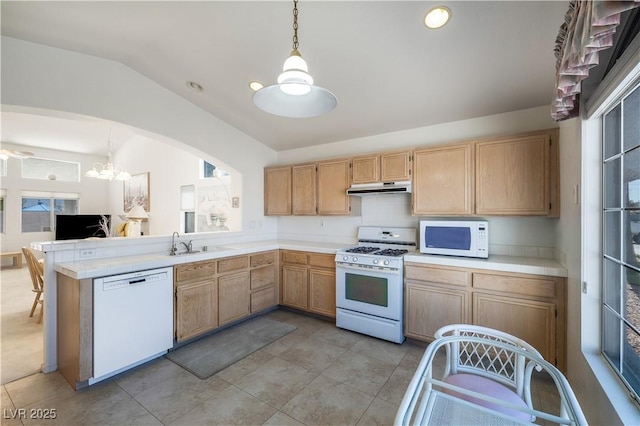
{"left": 309, "top": 268, "right": 336, "bottom": 318}
{"left": 175, "top": 279, "right": 218, "bottom": 342}
{"left": 405, "top": 283, "right": 469, "bottom": 341}
{"left": 281, "top": 265, "right": 308, "bottom": 310}
{"left": 473, "top": 293, "right": 556, "bottom": 363}
{"left": 218, "top": 272, "right": 250, "bottom": 326}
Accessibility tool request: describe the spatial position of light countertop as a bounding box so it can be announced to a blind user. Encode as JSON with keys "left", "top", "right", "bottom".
{"left": 404, "top": 253, "right": 567, "bottom": 277}
{"left": 54, "top": 240, "right": 567, "bottom": 280}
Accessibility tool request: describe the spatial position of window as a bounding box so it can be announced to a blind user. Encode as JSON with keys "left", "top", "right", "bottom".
{"left": 22, "top": 157, "right": 80, "bottom": 182}
{"left": 21, "top": 192, "right": 79, "bottom": 233}
{"left": 602, "top": 82, "right": 640, "bottom": 399}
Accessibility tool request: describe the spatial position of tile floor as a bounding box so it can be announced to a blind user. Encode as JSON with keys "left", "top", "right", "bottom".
{"left": 1, "top": 307, "right": 561, "bottom": 425}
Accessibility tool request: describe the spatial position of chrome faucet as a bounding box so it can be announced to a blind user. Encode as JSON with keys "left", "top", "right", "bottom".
{"left": 181, "top": 240, "right": 193, "bottom": 253}
{"left": 170, "top": 231, "right": 180, "bottom": 255}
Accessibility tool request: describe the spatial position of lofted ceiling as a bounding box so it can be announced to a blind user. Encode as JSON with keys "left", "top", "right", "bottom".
{"left": 0, "top": 1, "right": 569, "bottom": 155}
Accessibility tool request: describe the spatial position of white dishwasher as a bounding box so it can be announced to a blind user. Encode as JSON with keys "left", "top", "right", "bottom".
{"left": 91, "top": 267, "right": 173, "bottom": 384}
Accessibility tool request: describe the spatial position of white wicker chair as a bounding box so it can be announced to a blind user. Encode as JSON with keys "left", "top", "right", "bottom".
{"left": 395, "top": 325, "right": 587, "bottom": 425}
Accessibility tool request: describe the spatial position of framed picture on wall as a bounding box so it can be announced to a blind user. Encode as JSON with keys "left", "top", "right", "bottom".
{"left": 124, "top": 172, "right": 150, "bottom": 212}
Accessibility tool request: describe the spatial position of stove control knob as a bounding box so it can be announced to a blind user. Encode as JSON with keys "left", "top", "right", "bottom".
{"left": 352, "top": 256, "right": 358, "bottom": 262}
{"left": 342, "top": 255, "right": 349, "bottom": 261}
{"left": 383, "top": 259, "right": 390, "bottom": 266}
{"left": 373, "top": 259, "right": 379, "bottom": 265}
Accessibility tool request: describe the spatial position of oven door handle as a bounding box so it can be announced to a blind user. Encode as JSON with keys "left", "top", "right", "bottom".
{"left": 335, "top": 262, "right": 401, "bottom": 274}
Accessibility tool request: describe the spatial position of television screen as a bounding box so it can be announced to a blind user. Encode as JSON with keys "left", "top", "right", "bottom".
{"left": 55, "top": 214, "right": 111, "bottom": 240}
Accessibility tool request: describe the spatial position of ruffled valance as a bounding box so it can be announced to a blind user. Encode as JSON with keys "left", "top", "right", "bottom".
{"left": 551, "top": 0, "right": 640, "bottom": 121}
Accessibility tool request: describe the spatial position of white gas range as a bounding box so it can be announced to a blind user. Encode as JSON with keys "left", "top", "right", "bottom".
{"left": 335, "top": 226, "right": 417, "bottom": 344}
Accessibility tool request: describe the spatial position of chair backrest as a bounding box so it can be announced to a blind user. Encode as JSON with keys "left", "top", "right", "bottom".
{"left": 395, "top": 334, "right": 587, "bottom": 426}
{"left": 22, "top": 247, "right": 44, "bottom": 292}
{"left": 434, "top": 324, "right": 543, "bottom": 399}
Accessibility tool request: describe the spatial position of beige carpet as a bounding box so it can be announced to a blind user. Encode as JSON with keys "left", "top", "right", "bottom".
{"left": 1, "top": 265, "right": 43, "bottom": 384}
{"left": 166, "top": 315, "right": 296, "bottom": 379}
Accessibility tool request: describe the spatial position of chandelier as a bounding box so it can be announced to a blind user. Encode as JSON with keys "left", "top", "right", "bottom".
{"left": 252, "top": 0, "right": 337, "bottom": 118}
{"left": 85, "top": 129, "right": 131, "bottom": 181}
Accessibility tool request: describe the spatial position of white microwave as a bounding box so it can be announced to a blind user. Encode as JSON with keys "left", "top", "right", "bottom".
{"left": 419, "top": 220, "right": 489, "bottom": 258}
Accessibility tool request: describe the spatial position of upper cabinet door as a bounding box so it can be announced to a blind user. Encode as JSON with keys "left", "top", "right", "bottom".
{"left": 475, "top": 131, "right": 553, "bottom": 216}
{"left": 292, "top": 163, "right": 317, "bottom": 215}
{"left": 317, "top": 159, "right": 351, "bottom": 215}
{"left": 380, "top": 151, "right": 412, "bottom": 182}
{"left": 264, "top": 166, "right": 292, "bottom": 216}
{"left": 413, "top": 144, "right": 474, "bottom": 215}
{"left": 351, "top": 155, "right": 379, "bottom": 184}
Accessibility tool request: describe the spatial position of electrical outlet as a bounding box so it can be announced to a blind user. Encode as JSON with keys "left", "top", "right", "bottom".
{"left": 80, "top": 249, "right": 96, "bottom": 259}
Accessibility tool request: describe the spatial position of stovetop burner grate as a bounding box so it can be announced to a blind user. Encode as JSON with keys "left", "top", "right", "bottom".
{"left": 374, "top": 248, "right": 409, "bottom": 257}
{"left": 344, "top": 246, "right": 379, "bottom": 254}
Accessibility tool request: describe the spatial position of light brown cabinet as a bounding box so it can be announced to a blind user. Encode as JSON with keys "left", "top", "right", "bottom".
{"left": 175, "top": 251, "right": 278, "bottom": 342}
{"left": 412, "top": 143, "right": 474, "bottom": 215}
{"left": 265, "top": 159, "right": 352, "bottom": 216}
{"left": 352, "top": 151, "right": 412, "bottom": 184}
{"left": 404, "top": 264, "right": 471, "bottom": 341}
{"left": 264, "top": 166, "right": 292, "bottom": 215}
{"left": 404, "top": 262, "right": 566, "bottom": 372}
{"left": 475, "top": 129, "right": 559, "bottom": 216}
{"left": 411, "top": 128, "right": 559, "bottom": 217}
{"left": 218, "top": 271, "right": 250, "bottom": 326}
{"left": 175, "top": 278, "right": 218, "bottom": 341}
{"left": 292, "top": 163, "right": 317, "bottom": 215}
{"left": 250, "top": 251, "right": 278, "bottom": 313}
{"left": 280, "top": 250, "right": 336, "bottom": 317}
{"left": 317, "top": 159, "right": 352, "bottom": 215}
{"left": 174, "top": 260, "right": 219, "bottom": 342}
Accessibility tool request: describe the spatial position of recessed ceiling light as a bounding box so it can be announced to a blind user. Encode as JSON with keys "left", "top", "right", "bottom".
{"left": 424, "top": 6, "right": 451, "bottom": 29}
{"left": 249, "top": 81, "right": 264, "bottom": 92}
{"left": 186, "top": 81, "right": 204, "bottom": 92}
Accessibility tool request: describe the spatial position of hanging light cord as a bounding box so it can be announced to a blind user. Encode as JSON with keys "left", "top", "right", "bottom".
{"left": 292, "top": 0, "right": 299, "bottom": 52}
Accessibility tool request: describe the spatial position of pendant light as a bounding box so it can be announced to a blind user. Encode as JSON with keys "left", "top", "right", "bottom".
{"left": 85, "top": 129, "right": 131, "bottom": 181}
{"left": 252, "top": 0, "right": 337, "bottom": 118}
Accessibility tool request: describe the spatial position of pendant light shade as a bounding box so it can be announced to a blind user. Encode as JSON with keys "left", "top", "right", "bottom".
{"left": 252, "top": 0, "right": 337, "bottom": 118}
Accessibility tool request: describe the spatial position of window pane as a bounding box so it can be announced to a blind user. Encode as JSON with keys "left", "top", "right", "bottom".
{"left": 22, "top": 198, "right": 52, "bottom": 232}
{"left": 605, "top": 210, "right": 621, "bottom": 259}
{"left": 625, "top": 268, "right": 640, "bottom": 330}
{"left": 623, "top": 85, "right": 640, "bottom": 151}
{"left": 203, "top": 161, "right": 215, "bottom": 178}
{"left": 604, "top": 258, "right": 622, "bottom": 314}
{"left": 22, "top": 157, "right": 80, "bottom": 182}
{"left": 624, "top": 210, "right": 640, "bottom": 268}
{"left": 604, "top": 103, "right": 622, "bottom": 159}
{"left": 622, "top": 324, "right": 640, "bottom": 395}
{"left": 53, "top": 199, "right": 78, "bottom": 215}
{"left": 603, "top": 308, "right": 622, "bottom": 370}
{"left": 624, "top": 147, "right": 640, "bottom": 208}
{"left": 604, "top": 157, "right": 621, "bottom": 208}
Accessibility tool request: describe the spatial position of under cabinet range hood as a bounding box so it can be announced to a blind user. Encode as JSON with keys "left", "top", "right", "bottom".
{"left": 346, "top": 181, "right": 412, "bottom": 196}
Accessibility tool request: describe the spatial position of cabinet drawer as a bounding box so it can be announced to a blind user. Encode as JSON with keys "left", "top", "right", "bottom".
{"left": 282, "top": 251, "right": 308, "bottom": 265}
{"left": 473, "top": 273, "right": 556, "bottom": 299}
{"left": 218, "top": 256, "right": 249, "bottom": 274}
{"left": 251, "top": 287, "right": 276, "bottom": 313}
{"left": 405, "top": 264, "right": 470, "bottom": 287}
{"left": 250, "top": 251, "right": 275, "bottom": 267}
{"left": 308, "top": 253, "right": 335, "bottom": 269}
{"left": 251, "top": 265, "right": 276, "bottom": 290}
{"left": 174, "top": 261, "right": 217, "bottom": 283}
